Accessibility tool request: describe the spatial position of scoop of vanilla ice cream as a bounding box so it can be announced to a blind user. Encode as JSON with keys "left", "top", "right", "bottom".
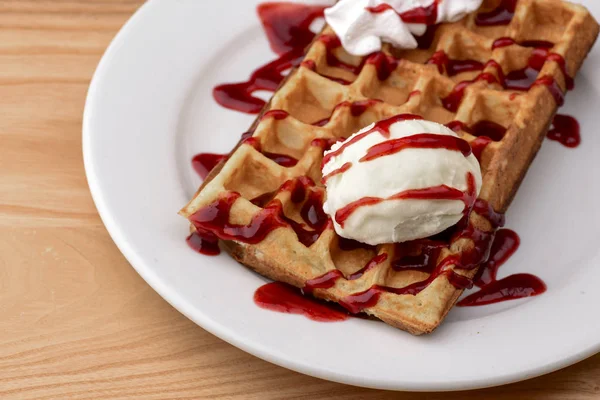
{"left": 324, "top": 0, "right": 483, "bottom": 56}
{"left": 322, "top": 118, "right": 482, "bottom": 245}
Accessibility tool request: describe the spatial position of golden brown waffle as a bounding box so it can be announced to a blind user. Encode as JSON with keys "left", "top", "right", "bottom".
{"left": 181, "top": 0, "right": 599, "bottom": 335}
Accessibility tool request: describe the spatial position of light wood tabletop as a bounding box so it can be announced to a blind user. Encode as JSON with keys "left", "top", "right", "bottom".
{"left": 1, "top": 1, "right": 599, "bottom": 398}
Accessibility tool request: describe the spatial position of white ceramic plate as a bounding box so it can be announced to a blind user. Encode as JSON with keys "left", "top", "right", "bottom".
{"left": 83, "top": 0, "right": 600, "bottom": 391}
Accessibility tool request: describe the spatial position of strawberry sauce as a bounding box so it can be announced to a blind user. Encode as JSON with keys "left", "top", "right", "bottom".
{"left": 458, "top": 229, "right": 547, "bottom": 306}
{"left": 192, "top": 153, "right": 227, "bottom": 180}
{"left": 322, "top": 114, "right": 424, "bottom": 165}
{"left": 359, "top": 133, "right": 472, "bottom": 162}
{"left": 335, "top": 178, "right": 476, "bottom": 228}
{"left": 213, "top": 3, "right": 326, "bottom": 114}
{"left": 254, "top": 282, "right": 349, "bottom": 321}
{"left": 547, "top": 114, "right": 580, "bottom": 148}
{"left": 365, "top": 1, "right": 438, "bottom": 25}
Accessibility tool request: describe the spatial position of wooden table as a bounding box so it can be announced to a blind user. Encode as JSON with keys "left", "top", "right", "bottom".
{"left": 1, "top": 1, "right": 599, "bottom": 398}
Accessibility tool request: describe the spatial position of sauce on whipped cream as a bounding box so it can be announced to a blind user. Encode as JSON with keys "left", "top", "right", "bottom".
{"left": 326, "top": 0, "right": 483, "bottom": 56}
{"left": 334, "top": 175, "right": 476, "bottom": 228}
{"left": 365, "top": 1, "right": 438, "bottom": 25}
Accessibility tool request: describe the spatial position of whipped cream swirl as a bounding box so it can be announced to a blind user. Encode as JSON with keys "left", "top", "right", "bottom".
{"left": 324, "top": 0, "right": 483, "bottom": 56}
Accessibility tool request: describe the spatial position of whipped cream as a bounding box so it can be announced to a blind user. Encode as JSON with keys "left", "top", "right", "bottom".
{"left": 322, "top": 118, "right": 482, "bottom": 245}
{"left": 324, "top": 0, "right": 483, "bottom": 56}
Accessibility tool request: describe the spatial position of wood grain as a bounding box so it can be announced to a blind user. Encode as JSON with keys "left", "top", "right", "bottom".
{"left": 0, "top": 1, "right": 599, "bottom": 398}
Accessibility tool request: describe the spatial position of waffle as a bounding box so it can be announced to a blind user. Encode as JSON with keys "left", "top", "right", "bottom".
{"left": 181, "top": 0, "right": 599, "bottom": 335}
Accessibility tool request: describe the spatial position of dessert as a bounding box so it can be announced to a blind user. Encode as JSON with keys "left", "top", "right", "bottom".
{"left": 181, "top": 0, "right": 599, "bottom": 334}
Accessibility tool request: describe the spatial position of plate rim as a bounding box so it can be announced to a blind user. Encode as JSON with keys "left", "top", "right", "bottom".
{"left": 82, "top": 0, "right": 600, "bottom": 391}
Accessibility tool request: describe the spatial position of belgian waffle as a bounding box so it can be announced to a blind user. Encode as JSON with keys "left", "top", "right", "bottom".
{"left": 180, "top": 0, "right": 599, "bottom": 335}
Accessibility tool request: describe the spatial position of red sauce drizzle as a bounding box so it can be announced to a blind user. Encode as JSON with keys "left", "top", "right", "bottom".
{"left": 427, "top": 50, "right": 448, "bottom": 74}
{"left": 365, "top": 1, "right": 438, "bottom": 25}
{"left": 470, "top": 120, "right": 507, "bottom": 141}
{"left": 311, "top": 137, "right": 339, "bottom": 151}
{"left": 322, "top": 162, "right": 352, "bottom": 184}
{"left": 350, "top": 99, "right": 382, "bottom": 115}
{"left": 300, "top": 190, "right": 328, "bottom": 230}
{"left": 447, "top": 59, "right": 484, "bottom": 77}
{"left": 359, "top": 133, "right": 472, "bottom": 162}
{"left": 442, "top": 73, "right": 498, "bottom": 112}
{"left": 318, "top": 35, "right": 400, "bottom": 80}
{"left": 284, "top": 176, "right": 312, "bottom": 203}
{"left": 335, "top": 172, "right": 476, "bottom": 228}
{"left": 192, "top": 153, "right": 227, "bottom": 180}
{"left": 442, "top": 47, "right": 571, "bottom": 111}
{"left": 503, "top": 48, "right": 548, "bottom": 90}
{"left": 312, "top": 99, "right": 382, "bottom": 127}
{"left": 491, "top": 37, "right": 516, "bottom": 50}
{"left": 264, "top": 152, "right": 298, "bottom": 167}
{"left": 262, "top": 109, "right": 289, "bottom": 120}
{"left": 254, "top": 282, "right": 349, "bottom": 321}
{"left": 458, "top": 229, "right": 547, "bottom": 306}
{"left": 485, "top": 59, "right": 505, "bottom": 83}
{"left": 520, "top": 40, "right": 555, "bottom": 49}
{"left": 212, "top": 49, "right": 301, "bottom": 114}
{"left": 190, "top": 177, "right": 329, "bottom": 248}
{"left": 416, "top": 25, "right": 438, "bottom": 49}
{"left": 304, "top": 253, "right": 388, "bottom": 293}
{"left": 475, "top": 0, "right": 518, "bottom": 26}
{"left": 445, "top": 120, "right": 468, "bottom": 133}
{"left": 186, "top": 231, "right": 220, "bottom": 256}
{"left": 458, "top": 274, "right": 547, "bottom": 306}
{"left": 408, "top": 90, "right": 421, "bottom": 99}
{"left": 547, "top": 53, "right": 574, "bottom": 90}
{"left": 446, "top": 59, "right": 483, "bottom": 76}
{"left": 366, "top": 52, "right": 400, "bottom": 81}
{"left": 319, "top": 35, "right": 360, "bottom": 74}
{"left": 547, "top": 113, "right": 580, "bottom": 148}
{"left": 301, "top": 59, "right": 353, "bottom": 85}
{"left": 300, "top": 59, "right": 316, "bottom": 69}
{"left": 470, "top": 136, "right": 493, "bottom": 161}
{"left": 256, "top": 3, "right": 323, "bottom": 54}
{"left": 240, "top": 130, "right": 254, "bottom": 142}
{"left": 250, "top": 191, "right": 277, "bottom": 208}
{"left": 348, "top": 254, "right": 389, "bottom": 280}
{"left": 473, "top": 228, "right": 520, "bottom": 286}
{"left": 213, "top": 3, "right": 325, "bottom": 114}
{"left": 242, "top": 135, "right": 299, "bottom": 167}
{"left": 492, "top": 37, "right": 555, "bottom": 50}
{"left": 322, "top": 114, "right": 423, "bottom": 165}
{"left": 312, "top": 117, "right": 331, "bottom": 127}
{"left": 392, "top": 240, "right": 446, "bottom": 273}
{"left": 503, "top": 48, "right": 573, "bottom": 94}
{"left": 533, "top": 76, "right": 564, "bottom": 106}
{"left": 427, "top": 51, "right": 484, "bottom": 77}
{"left": 189, "top": 192, "right": 287, "bottom": 244}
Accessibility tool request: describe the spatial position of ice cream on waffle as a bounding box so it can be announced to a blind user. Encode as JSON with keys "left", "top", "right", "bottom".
{"left": 181, "top": 0, "right": 599, "bottom": 334}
